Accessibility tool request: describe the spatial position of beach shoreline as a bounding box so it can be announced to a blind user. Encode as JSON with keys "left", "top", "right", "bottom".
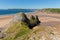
{"left": 0, "top": 14, "right": 15, "bottom": 27}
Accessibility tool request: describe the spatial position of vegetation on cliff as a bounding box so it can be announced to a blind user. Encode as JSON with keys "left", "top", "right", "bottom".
{"left": 3, "top": 13, "right": 40, "bottom": 40}
{"left": 44, "top": 8, "right": 60, "bottom": 13}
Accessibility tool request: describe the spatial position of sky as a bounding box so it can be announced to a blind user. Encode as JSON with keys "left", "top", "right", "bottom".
{"left": 0, "top": 0, "right": 60, "bottom": 9}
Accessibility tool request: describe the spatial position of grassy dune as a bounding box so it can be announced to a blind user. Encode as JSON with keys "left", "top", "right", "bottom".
{"left": 3, "top": 13, "right": 40, "bottom": 40}
{"left": 2, "top": 13, "right": 32, "bottom": 40}
{"left": 4, "top": 21, "right": 54, "bottom": 40}
{"left": 44, "top": 8, "right": 60, "bottom": 13}
{"left": 4, "top": 21, "right": 32, "bottom": 40}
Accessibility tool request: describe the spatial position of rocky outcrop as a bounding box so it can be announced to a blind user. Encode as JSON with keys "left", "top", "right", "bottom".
{"left": 21, "top": 13, "right": 41, "bottom": 29}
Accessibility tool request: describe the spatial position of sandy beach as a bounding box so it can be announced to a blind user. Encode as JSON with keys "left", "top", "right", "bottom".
{"left": 0, "top": 15, "right": 14, "bottom": 27}
{"left": 35, "top": 12, "right": 60, "bottom": 34}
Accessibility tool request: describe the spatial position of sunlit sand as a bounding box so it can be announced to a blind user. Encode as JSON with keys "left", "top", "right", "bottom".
{"left": 0, "top": 15, "right": 14, "bottom": 27}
